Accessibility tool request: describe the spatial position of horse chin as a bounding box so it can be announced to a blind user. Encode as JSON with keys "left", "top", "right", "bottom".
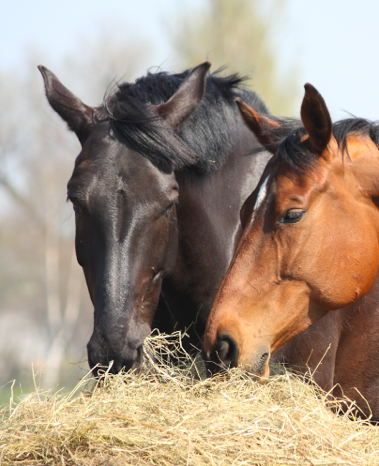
{"left": 241, "top": 366, "right": 270, "bottom": 383}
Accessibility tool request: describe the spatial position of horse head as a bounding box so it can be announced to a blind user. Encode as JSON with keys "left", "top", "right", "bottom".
{"left": 39, "top": 63, "right": 210, "bottom": 374}
{"left": 204, "top": 84, "right": 379, "bottom": 377}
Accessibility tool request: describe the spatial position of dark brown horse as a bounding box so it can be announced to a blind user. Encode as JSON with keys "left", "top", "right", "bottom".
{"left": 204, "top": 83, "right": 379, "bottom": 420}
{"left": 39, "top": 63, "right": 271, "bottom": 375}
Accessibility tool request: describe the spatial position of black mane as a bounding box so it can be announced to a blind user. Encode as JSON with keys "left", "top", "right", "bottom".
{"left": 264, "top": 117, "right": 379, "bottom": 173}
{"left": 98, "top": 68, "right": 268, "bottom": 173}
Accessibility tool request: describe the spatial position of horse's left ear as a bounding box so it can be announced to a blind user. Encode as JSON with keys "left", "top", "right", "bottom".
{"left": 155, "top": 61, "right": 211, "bottom": 129}
{"left": 301, "top": 83, "right": 333, "bottom": 157}
{"left": 235, "top": 98, "right": 280, "bottom": 153}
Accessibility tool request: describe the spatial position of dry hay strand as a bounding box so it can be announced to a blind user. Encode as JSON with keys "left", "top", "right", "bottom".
{"left": 1, "top": 331, "right": 379, "bottom": 465}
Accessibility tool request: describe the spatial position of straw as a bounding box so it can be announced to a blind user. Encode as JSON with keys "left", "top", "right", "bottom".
{"left": 1, "top": 331, "right": 378, "bottom": 465}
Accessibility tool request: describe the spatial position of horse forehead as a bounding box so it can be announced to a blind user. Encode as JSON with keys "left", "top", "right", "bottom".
{"left": 70, "top": 136, "right": 174, "bottom": 196}
{"left": 274, "top": 163, "right": 327, "bottom": 199}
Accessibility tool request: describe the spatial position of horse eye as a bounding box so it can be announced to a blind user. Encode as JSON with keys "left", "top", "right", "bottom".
{"left": 162, "top": 203, "right": 174, "bottom": 217}
{"left": 281, "top": 209, "right": 305, "bottom": 224}
{"left": 160, "top": 199, "right": 178, "bottom": 218}
{"left": 68, "top": 197, "right": 82, "bottom": 214}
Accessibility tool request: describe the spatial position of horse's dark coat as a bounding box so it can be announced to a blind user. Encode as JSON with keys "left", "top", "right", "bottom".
{"left": 101, "top": 69, "right": 268, "bottom": 172}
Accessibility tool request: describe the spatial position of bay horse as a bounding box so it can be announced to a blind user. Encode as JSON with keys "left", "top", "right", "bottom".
{"left": 203, "top": 83, "right": 379, "bottom": 420}
{"left": 39, "top": 62, "right": 271, "bottom": 375}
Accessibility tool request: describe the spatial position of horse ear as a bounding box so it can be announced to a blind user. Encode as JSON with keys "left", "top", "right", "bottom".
{"left": 38, "top": 66, "right": 94, "bottom": 145}
{"left": 300, "top": 83, "right": 332, "bottom": 155}
{"left": 155, "top": 61, "right": 211, "bottom": 129}
{"left": 235, "top": 98, "right": 280, "bottom": 153}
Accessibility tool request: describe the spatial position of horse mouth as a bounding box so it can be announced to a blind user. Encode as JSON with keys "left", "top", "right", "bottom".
{"left": 237, "top": 351, "right": 271, "bottom": 380}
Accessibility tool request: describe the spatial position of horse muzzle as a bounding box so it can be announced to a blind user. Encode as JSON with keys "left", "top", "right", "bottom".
{"left": 87, "top": 331, "right": 144, "bottom": 376}
{"left": 203, "top": 332, "right": 270, "bottom": 378}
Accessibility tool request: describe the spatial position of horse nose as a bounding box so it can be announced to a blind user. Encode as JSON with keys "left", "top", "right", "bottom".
{"left": 87, "top": 337, "right": 144, "bottom": 376}
{"left": 203, "top": 333, "right": 239, "bottom": 375}
{"left": 204, "top": 334, "right": 271, "bottom": 378}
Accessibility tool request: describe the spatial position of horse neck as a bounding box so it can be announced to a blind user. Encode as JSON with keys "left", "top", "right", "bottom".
{"left": 341, "top": 266, "right": 379, "bottom": 334}
{"left": 166, "top": 122, "right": 270, "bottom": 321}
{"left": 176, "top": 120, "right": 270, "bottom": 229}
{"left": 348, "top": 135, "right": 379, "bottom": 211}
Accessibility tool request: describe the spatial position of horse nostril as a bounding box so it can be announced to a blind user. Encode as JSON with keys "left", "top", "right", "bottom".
{"left": 255, "top": 351, "right": 270, "bottom": 375}
{"left": 218, "top": 338, "right": 234, "bottom": 364}
{"left": 260, "top": 352, "right": 269, "bottom": 365}
{"left": 209, "top": 334, "right": 239, "bottom": 371}
{"left": 134, "top": 344, "right": 144, "bottom": 368}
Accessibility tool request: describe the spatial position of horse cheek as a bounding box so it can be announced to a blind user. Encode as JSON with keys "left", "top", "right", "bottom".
{"left": 351, "top": 228, "right": 379, "bottom": 301}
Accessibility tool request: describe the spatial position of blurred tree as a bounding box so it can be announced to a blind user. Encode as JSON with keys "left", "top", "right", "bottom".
{"left": 168, "top": 0, "right": 298, "bottom": 116}
{"left": 0, "top": 66, "right": 90, "bottom": 392}
{"left": 62, "top": 29, "right": 152, "bottom": 105}
{"left": 0, "top": 31, "right": 153, "bottom": 394}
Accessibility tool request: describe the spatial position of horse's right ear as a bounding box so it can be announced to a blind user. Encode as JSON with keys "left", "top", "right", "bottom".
{"left": 235, "top": 98, "right": 280, "bottom": 153}
{"left": 300, "top": 83, "right": 332, "bottom": 156}
{"left": 38, "top": 66, "right": 94, "bottom": 145}
{"left": 155, "top": 61, "right": 211, "bottom": 129}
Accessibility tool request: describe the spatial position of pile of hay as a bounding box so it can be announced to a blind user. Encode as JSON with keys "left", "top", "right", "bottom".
{"left": 1, "top": 332, "right": 378, "bottom": 465}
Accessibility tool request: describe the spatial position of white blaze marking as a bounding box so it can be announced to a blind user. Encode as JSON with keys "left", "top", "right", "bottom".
{"left": 254, "top": 175, "right": 270, "bottom": 211}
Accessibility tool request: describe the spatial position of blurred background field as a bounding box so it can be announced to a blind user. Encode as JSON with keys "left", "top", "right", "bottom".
{"left": 1, "top": 0, "right": 379, "bottom": 399}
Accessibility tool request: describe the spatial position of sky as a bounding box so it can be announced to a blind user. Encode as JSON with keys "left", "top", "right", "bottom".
{"left": 2, "top": 0, "right": 379, "bottom": 120}
{"left": 281, "top": 0, "right": 379, "bottom": 121}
